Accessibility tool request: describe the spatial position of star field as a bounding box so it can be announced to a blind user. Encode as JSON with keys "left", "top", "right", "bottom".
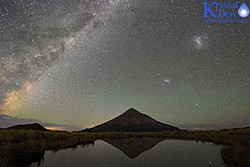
{"left": 0, "top": 0, "right": 249, "bottom": 129}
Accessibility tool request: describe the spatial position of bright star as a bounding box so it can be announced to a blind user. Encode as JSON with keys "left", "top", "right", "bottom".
{"left": 164, "top": 79, "right": 171, "bottom": 83}
{"left": 162, "top": 79, "right": 171, "bottom": 86}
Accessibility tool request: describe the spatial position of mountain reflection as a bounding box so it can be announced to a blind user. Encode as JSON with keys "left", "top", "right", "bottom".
{"left": 103, "top": 138, "right": 165, "bottom": 159}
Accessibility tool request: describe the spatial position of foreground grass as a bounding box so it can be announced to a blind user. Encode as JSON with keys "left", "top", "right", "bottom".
{"left": 221, "top": 146, "right": 250, "bottom": 167}
{"left": 0, "top": 127, "right": 250, "bottom": 147}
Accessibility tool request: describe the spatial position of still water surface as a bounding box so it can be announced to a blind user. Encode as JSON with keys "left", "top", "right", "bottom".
{"left": 38, "top": 139, "right": 225, "bottom": 167}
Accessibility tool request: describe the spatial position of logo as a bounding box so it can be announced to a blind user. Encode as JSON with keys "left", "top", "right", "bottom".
{"left": 203, "top": 1, "right": 249, "bottom": 23}
{"left": 238, "top": 2, "right": 250, "bottom": 17}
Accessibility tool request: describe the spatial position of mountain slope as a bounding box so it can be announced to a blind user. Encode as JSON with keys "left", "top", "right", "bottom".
{"left": 83, "top": 108, "right": 179, "bottom": 132}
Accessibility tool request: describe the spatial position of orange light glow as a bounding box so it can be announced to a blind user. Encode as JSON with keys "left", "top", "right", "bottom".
{"left": 45, "top": 126, "right": 65, "bottom": 131}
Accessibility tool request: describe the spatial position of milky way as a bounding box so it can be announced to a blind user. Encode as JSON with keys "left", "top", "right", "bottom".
{"left": 0, "top": 0, "right": 249, "bottom": 129}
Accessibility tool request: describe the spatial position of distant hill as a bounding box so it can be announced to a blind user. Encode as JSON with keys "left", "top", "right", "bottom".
{"left": 82, "top": 108, "right": 179, "bottom": 132}
{"left": 0, "top": 115, "right": 83, "bottom": 131}
{"left": 7, "top": 123, "right": 48, "bottom": 131}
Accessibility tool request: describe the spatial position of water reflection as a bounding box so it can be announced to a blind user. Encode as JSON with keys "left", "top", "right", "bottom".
{"left": 0, "top": 144, "right": 44, "bottom": 167}
{"left": 103, "top": 138, "right": 164, "bottom": 159}
{"left": 0, "top": 138, "right": 249, "bottom": 167}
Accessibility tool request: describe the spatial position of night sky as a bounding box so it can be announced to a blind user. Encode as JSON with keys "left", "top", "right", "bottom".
{"left": 0, "top": 0, "right": 249, "bottom": 130}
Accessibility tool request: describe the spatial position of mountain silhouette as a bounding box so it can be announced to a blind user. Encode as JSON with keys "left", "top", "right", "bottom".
{"left": 103, "top": 138, "right": 164, "bottom": 159}
{"left": 83, "top": 108, "right": 179, "bottom": 132}
{"left": 7, "top": 123, "right": 48, "bottom": 131}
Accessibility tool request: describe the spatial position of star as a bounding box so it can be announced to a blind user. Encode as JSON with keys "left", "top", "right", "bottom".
{"left": 162, "top": 79, "right": 171, "bottom": 86}
{"left": 164, "top": 79, "right": 171, "bottom": 83}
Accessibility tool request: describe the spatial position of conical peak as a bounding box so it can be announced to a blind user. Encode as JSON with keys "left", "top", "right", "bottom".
{"left": 124, "top": 108, "right": 140, "bottom": 114}
{"left": 82, "top": 108, "right": 179, "bottom": 132}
